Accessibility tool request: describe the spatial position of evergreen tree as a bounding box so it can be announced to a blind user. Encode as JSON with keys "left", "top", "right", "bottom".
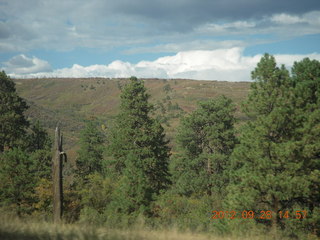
{"left": 0, "top": 72, "right": 52, "bottom": 215}
{"left": 290, "top": 58, "right": 320, "bottom": 235}
{"left": 0, "top": 148, "right": 37, "bottom": 216}
{"left": 227, "top": 54, "right": 317, "bottom": 235}
{"left": 172, "top": 96, "right": 236, "bottom": 197}
{"left": 107, "top": 77, "right": 170, "bottom": 215}
{"left": 27, "top": 120, "right": 52, "bottom": 151}
{"left": 0, "top": 120, "right": 52, "bottom": 215}
{"left": 28, "top": 121, "right": 52, "bottom": 180}
{"left": 0, "top": 71, "right": 29, "bottom": 152}
{"left": 76, "top": 119, "right": 105, "bottom": 178}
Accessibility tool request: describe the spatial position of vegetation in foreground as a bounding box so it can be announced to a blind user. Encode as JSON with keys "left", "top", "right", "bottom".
{"left": 0, "top": 54, "right": 319, "bottom": 240}
{"left": 0, "top": 213, "right": 304, "bottom": 240}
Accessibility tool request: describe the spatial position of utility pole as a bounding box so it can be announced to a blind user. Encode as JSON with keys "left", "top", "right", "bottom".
{"left": 52, "top": 125, "right": 67, "bottom": 223}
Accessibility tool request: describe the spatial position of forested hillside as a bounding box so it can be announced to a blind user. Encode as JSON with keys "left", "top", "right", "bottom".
{"left": 14, "top": 77, "right": 250, "bottom": 158}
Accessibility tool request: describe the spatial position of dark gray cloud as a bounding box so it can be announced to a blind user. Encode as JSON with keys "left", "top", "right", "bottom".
{"left": 108, "top": 0, "right": 320, "bottom": 31}
{"left": 0, "top": 0, "right": 319, "bottom": 54}
{"left": 0, "top": 22, "right": 10, "bottom": 39}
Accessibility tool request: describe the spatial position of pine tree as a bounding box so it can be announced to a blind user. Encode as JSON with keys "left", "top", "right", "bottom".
{"left": 76, "top": 119, "right": 105, "bottom": 178}
{"left": 0, "top": 148, "right": 37, "bottom": 215}
{"left": 27, "top": 120, "right": 52, "bottom": 151}
{"left": 0, "top": 72, "right": 52, "bottom": 215}
{"left": 28, "top": 120, "right": 52, "bottom": 180}
{"left": 107, "top": 77, "right": 170, "bottom": 215}
{"left": 227, "top": 54, "right": 316, "bottom": 235}
{"left": 0, "top": 71, "right": 29, "bottom": 151}
{"left": 172, "top": 96, "right": 236, "bottom": 197}
{"left": 290, "top": 58, "right": 320, "bottom": 235}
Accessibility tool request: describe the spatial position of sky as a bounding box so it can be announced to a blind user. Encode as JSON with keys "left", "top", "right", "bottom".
{"left": 1, "top": 0, "right": 320, "bottom": 81}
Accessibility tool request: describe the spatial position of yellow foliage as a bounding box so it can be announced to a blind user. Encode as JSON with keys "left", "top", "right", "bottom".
{"left": 33, "top": 178, "right": 52, "bottom": 214}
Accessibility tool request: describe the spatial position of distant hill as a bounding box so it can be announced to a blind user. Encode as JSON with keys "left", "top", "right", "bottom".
{"left": 14, "top": 77, "right": 251, "bottom": 161}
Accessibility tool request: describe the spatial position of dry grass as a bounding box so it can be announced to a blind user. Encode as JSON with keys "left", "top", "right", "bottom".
{"left": 2, "top": 209, "right": 319, "bottom": 240}
{"left": 0, "top": 222, "right": 272, "bottom": 240}
{"left": 0, "top": 213, "right": 293, "bottom": 240}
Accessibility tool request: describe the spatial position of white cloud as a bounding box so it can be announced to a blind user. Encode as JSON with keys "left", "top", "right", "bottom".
{"left": 6, "top": 48, "right": 320, "bottom": 82}
{"left": 271, "top": 13, "right": 304, "bottom": 24}
{"left": 3, "top": 54, "right": 52, "bottom": 74}
{"left": 197, "top": 20, "right": 256, "bottom": 34}
{"left": 123, "top": 39, "right": 246, "bottom": 54}
{"left": 271, "top": 11, "right": 320, "bottom": 26}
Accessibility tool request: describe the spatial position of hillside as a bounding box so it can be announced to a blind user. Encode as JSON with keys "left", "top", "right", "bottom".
{"left": 14, "top": 77, "right": 251, "bottom": 161}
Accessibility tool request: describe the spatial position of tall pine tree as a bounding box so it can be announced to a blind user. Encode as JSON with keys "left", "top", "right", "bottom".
{"left": 172, "top": 96, "right": 236, "bottom": 197}
{"left": 227, "top": 54, "right": 318, "bottom": 236}
{"left": 107, "top": 77, "right": 170, "bottom": 216}
{"left": 0, "top": 71, "right": 52, "bottom": 216}
{"left": 290, "top": 58, "right": 320, "bottom": 235}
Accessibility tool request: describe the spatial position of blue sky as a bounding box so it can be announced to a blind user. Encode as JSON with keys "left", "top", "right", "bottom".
{"left": 1, "top": 0, "right": 320, "bottom": 81}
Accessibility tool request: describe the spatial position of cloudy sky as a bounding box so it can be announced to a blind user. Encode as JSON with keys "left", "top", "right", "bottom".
{"left": 1, "top": 0, "right": 320, "bottom": 81}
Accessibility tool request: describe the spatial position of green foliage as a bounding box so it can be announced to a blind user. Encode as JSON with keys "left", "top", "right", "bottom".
{"left": 27, "top": 120, "right": 52, "bottom": 180}
{"left": 291, "top": 58, "right": 320, "bottom": 110}
{"left": 0, "top": 72, "right": 52, "bottom": 216}
{"left": 0, "top": 148, "right": 37, "bottom": 216}
{"left": 73, "top": 119, "right": 107, "bottom": 222}
{"left": 0, "top": 135, "right": 52, "bottom": 217}
{"left": 152, "top": 191, "right": 230, "bottom": 234}
{"left": 0, "top": 71, "right": 29, "bottom": 151}
{"left": 27, "top": 120, "right": 52, "bottom": 152}
{"left": 172, "top": 96, "right": 236, "bottom": 197}
{"left": 106, "top": 76, "right": 171, "bottom": 217}
{"left": 290, "top": 58, "right": 320, "bottom": 235}
{"left": 228, "top": 55, "right": 295, "bottom": 224}
{"left": 228, "top": 54, "right": 320, "bottom": 236}
{"left": 33, "top": 178, "right": 52, "bottom": 217}
{"left": 29, "top": 149, "right": 52, "bottom": 180}
{"left": 243, "top": 54, "right": 291, "bottom": 117}
{"left": 76, "top": 119, "right": 105, "bottom": 178}
{"left": 78, "top": 173, "right": 114, "bottom": 224}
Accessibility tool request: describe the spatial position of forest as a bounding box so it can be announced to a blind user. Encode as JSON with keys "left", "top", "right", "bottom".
{"left": 0, "top": 54, "right": 319, "bottom": 240}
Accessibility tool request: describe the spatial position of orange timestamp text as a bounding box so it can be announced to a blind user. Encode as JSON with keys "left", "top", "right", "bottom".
{"left": 211, "top": 210, "right": 307, "bottom": 220}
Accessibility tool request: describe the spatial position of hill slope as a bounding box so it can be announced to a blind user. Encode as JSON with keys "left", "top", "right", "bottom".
{"left": 14, "top": 78, "right": 251, "bottom": 160}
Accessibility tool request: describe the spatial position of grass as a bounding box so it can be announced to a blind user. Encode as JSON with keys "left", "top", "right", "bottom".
{"left": 0, "top": 214, "right": 288, "bottom": 240}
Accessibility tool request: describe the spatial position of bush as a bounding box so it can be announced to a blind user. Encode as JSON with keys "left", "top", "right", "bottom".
{"left": 151, "top": 191, "right": 227, "bottom": 233}
{"left": 78, "top": 173, "right": 114, "bottom": 224}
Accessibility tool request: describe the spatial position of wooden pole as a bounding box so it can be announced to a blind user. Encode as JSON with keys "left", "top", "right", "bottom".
{"left": 52, "top": 125, "right": 66, "bottom": 223}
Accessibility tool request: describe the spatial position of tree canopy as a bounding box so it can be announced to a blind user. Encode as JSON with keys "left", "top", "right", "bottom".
{"left": 107, "top": 77, "right": 171, "bottom": 216}
{"left": 0, "top": 71, "right": 29, "bottom": 151}
{"left": 227, "top": 54, "right": 320, "bottom": 236}
{"left": 172, "top": 95, "right": 236, "bottom": 197}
